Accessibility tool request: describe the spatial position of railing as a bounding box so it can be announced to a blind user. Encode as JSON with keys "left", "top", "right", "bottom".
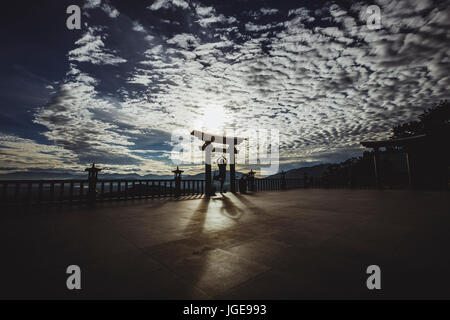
{"left": 1, "top": 179, "right": 87, "bottom": 205}
{"left": 0, "top": 179, "right": 205, "bottom": 205}
{"left": 244, "top": 178, "right": 321, "bottom": 192}
{"left": 1, "top": 176, "right": 324, "bottom": 206}
{"left": 254, "top": 178, "right": 286, "bottom": 191}
{"left": 95, "top": 179, "right": 205, "bottom": 200}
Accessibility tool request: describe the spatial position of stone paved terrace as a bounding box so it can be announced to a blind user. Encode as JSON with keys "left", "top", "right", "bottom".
{"left": 1, "top": 189, "right": 449, "bottom": 299}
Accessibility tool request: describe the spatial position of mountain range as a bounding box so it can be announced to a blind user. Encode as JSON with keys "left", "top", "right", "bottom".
{"left": 0, "top": 164, "right": 330, "bottom": 180}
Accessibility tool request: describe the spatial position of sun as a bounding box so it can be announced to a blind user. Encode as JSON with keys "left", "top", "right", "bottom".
{"left": 194, "top": 103, "right": 231, "bottom": 134}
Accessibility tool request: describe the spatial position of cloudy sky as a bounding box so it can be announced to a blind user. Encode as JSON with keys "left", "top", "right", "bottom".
{"left": 0, "top": 0, "right": 449, "bottom": 176}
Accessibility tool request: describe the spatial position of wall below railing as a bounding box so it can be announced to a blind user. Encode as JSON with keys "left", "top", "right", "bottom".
{"left": 239, "top": 178, "right": 320, "bottom": 192}
{"left": 254, "top": 178, "right": 304, "bottom": 191}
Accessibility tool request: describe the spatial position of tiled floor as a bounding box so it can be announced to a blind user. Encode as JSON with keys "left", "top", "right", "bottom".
{"left": 1, "top": 189, "right": 449, "bottom": 299}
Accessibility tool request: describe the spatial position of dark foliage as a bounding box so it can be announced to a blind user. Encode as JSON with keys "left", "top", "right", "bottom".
{"left": 322, "top": 100, "right": 450, "bottom": 188}
{"left": 391, "top": 100, "right": 450, "bottom": 139}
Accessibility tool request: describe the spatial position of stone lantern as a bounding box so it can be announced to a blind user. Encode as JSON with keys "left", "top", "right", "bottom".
{"left": 172, "top": 166, "right": 184, "bottom": 196}
{"left": 85, "top": 163, "right": 102, "bottom": 203}
{"left": 248, "top": 169, "right": 256, "bottom": 192}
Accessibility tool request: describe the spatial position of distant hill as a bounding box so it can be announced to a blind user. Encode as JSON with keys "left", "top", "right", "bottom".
{"left": 0, "top": 170, "right": 245, "bottom": 181}
{"left": 0, "top": 171, "right": 85, "bottom": 180}
{"left": 0, "top": 171, "right": 174, "bottom": 180}
{"left": 0, "top": 165, "right": 329, "bottom": 181}
{"left": 269, "top": 164, "right": 330, "bottom": 179}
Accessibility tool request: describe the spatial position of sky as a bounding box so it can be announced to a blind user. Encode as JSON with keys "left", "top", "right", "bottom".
{"left": 0, "top": 0, "right": 449, "bottom": 177}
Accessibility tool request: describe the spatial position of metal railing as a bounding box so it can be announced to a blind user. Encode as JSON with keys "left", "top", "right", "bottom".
{"left": 1, "top": 176, "right": 323, "bottom": 206}
{"left": 95, "top": 179, "right": 205, "bottom": 200}
{"left": 0, "top": 179, "right": 205, "bottom": 205}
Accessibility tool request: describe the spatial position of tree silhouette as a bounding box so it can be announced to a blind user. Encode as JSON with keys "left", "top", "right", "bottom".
{"left": 391, "top": 100, "right": 450, "bottom": 139}
{"left": 322, "top": 100, "right": 449, "bottom": 188}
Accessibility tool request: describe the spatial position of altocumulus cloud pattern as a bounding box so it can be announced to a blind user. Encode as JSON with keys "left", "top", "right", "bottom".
{"left": 0, "top": 0, "right": 449, "bottom": 176}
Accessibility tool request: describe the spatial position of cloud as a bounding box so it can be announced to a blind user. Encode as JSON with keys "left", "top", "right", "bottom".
{"left": 124, "top": 0, "right": 449, "bottom": 170}
{"left": 148, "top": 0, "right": 189, "bottom": 11}
{"left": 166, "top": 33, "right": 200, "bottom": 49}
{"left": 84, "top": 0, "right": 120, "bottom": 18}
{"left": 102, "top": 3, "right": 120, "bottom": 18}
{"left": 84, "top": 0, "right": 101, "bottom": 9}
{"left": 132, "top": 21, "right": 145, "bottom": 32}
{"left": 32, "top": 67, "right": 174, "bottom": 174}
{"left": 68, "top": 27, "right": 127, "bottom": 65}
{"left": 0, "top": 134, "right": 80, "bottom": 174}
{"left": 260, "top": 8, "right": 279, "bottom": 15}
{"left": 5, "top": 0, "right": 448, "bottom": 176}
{"left": 193, "top": 2, "right": 237, "bottom": 27}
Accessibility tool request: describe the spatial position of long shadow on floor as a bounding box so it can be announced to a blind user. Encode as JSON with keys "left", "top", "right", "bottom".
{"left": 234, "top": 193, "right": 267, "bottom": 216}
{"left": 213, "top": 194, "right": 245, "bottom": 220}
{"left": 182, "top": 197, "right": 210, "bottom": 236}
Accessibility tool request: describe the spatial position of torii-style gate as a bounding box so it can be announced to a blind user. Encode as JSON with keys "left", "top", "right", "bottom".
{"left": 191, "top": 130, "right": 244, "bottom": 196}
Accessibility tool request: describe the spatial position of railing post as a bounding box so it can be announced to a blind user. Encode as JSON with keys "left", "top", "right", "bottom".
{"left": 373, "top": 150, "right": 382, "bottom": 189}
{"left": 60, "top": 182, "right": 64, "bottom": 202}
{"left": 69, "top": 182, "right": 74, "bottom": 202}
{"left": 27, "top": 182, "right": 32, "bottom": 203}
{"left": 50, "top": 182, "right": 54, "bottom": 202}
{"left": 304, "top": 173, "right": 309, "bottom": 188}
{"left": 2, "top": 182, "right": 7, "bottom": 201}
{"left": 38, "top": 182, "right": 43, "bottom": 203}
{"left": 80, "top": 181, "right": 84, "bottom": 199}
{"left": 15, "top": 183, "right": 20, "bottom": 202}
{"left": 101, "top": 182, "right": 105, "bottom": 199}
{"left": 158, "top": 181, "right": 161, "bottom": 198}
{"left": 280, "top": 171, "right": 287, "bottom": 190}
{"left": 151, "top": 181, "right": 154, "bottom": 198}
